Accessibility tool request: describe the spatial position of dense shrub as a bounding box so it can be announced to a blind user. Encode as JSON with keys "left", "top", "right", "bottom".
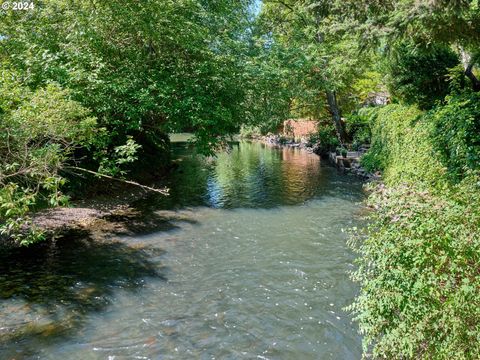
{"left": 345, "top": 111, "right": 372, "bottom": 148}
{"left": 352, "top": 102, "right": 480, "bottom": 358}
{"left": 307, "top": 123, "right": 339, "bottom": 155}
{"left": 362, "top": 96, "right": 480, "bottom": 181}
{"left": 427, "top": 91, "right": 480, "bottom": 179}
{"left": 385, "top": 42, "right": 459, "bottom": 110}
{"left": 350, "top": 175, "right": 480, "bottom": 359}
{"left": 359, "top": 104, "right": 445, "bottom": 186}
{"left": 0, "top": 76, "right": 97, "bottom": 245}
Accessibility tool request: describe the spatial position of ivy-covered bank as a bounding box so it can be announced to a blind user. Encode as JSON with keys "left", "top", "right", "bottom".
{"left": 349, "top": 94, "right": 480, "bottom": 359}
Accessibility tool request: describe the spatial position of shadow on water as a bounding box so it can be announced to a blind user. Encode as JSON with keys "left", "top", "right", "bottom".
{"left": 96, "top": 206, "right": 199, "bottom": 237}
{"left": 0, "top": 208, "right": 198, "bottom": 356}
{"left": 0, "top": 235, "right": 162, "bottom": 347}
{"left": 0, "top": 141, "right": 364, "bottom": 358}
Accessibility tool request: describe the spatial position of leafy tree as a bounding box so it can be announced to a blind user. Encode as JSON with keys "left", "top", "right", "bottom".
{"left": 335, "top": 0, "right": 480, "bottom": 92}
{"left": 258, "top": 0, "right": 375, "bottom": 143}
{"left": 0, "top": 0, "right": 255, "bottom": 157}
{"left": 428, "top": 91, "right": 480, "bottom": 178}
{"left": 241, "top": 39, "right": 305, "bottom": 133}
{"left": 0, "top": 0, "right": 258, "bottom": 243}
{"left": 385, "top": 42, "right": 459, "bottom": 109}
{"left": 0, "top": 72, "right": 97, "bottom": 245}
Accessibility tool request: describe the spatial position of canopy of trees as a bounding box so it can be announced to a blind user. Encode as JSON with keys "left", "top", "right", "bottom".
{"left": 1, "top": 1, "right": 480, "bottom": 357}
{"left": 1, "top": 0, "right": 260, "bottom": 243}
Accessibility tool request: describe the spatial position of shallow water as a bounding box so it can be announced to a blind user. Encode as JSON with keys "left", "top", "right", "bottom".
{"left": 0, "top": 141, "right": 364, "bottom": 359}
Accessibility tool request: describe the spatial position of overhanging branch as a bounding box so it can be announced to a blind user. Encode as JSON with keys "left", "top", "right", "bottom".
{"left": 65, "top": 166, "right": 169, "bottom": 195}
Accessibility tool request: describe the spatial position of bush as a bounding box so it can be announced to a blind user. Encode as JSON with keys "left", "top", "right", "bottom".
{"left": 352, "top": 102, "right": 480, "bottom": 358}
{"left": 349, "top": 174, "right": 480, "bottom": 359}
{"left": 359, "top": 104, "right": 445, "bottom": 185}
{"left": 385, "top": 42, "right": 459, "bottom": 110}
{"left": 0, "top": 76, "right": 97, "bottom": 245}
{"left": 362, "top": 97, "right": 480, "bottom": 182}
{"left": 427, "top": 91, "right": 480, "bottom": 179}
{"left": 308, "top": 124, "right": 340, "bottom": 155}
{"left": 345, "top": 112, "right": 371, "bottom": 146}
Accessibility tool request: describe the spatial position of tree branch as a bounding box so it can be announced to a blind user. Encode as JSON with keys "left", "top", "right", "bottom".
{"left": 266, "top": 0, "right": 310, "bottom": 27}
{"left": 65, "top": 166, "right": 169, "bottom": 195}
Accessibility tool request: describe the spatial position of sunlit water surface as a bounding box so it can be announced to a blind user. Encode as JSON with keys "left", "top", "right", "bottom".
{"left": 0, "top": 141, "right": 364, "bottom": 359}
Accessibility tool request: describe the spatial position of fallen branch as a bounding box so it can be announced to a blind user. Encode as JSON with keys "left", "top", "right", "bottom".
{"left": 65, "top": 166, "right": 169, "bottom": 195}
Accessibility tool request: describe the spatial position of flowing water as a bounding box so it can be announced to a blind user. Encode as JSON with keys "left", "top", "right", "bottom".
{"left": 0, "top": 141, "right": 365, "bottom": 359}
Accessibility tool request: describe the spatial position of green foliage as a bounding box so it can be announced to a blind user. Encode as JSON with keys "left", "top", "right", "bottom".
{"left": 0, "top": 0, "right": 256, "bottom": 155}
{"left": 0, "top": 73, "right": 96, "bottom": 245}
{"left": 97, "top": 137, "right": 142, "bottom": 177}
{"left": 336, "top": 0, "right": 480, "bottom": 49}
{"left": 359, "top": 104, "right": 446, "bottom": 185}
{"left": 239, "top": 125, "right": 262, "bottom": 139}
{"left": 307, "top": 123, "right": 339, "bottom": 155}
{"left": 351, "top": 71, "right": 384, "bottom": 105}
{"left": 353, "top": 101, "right": 480, "bottom": 358}
{"left": 242, "top": 41, "right": 304, "bottom": 132}
{"left": 447, "top": 64, "right": 472, "bottom": 93}
{"left": 349, "top": 174, "right": 480, "bottom": 359}
{"left": 427, "top": 91, "right": 480, "bottom": 179}
{"left": 345, "top": 112, "right": 371, "bottom": 146}
{"left": 385, "top": 42, "right": 459, "bottom": 109}
{"left": 362, "top": 95, "right": 480, "bottom": 180}
{"left": 259, "top": 0, "right": 375, "bottom": 138}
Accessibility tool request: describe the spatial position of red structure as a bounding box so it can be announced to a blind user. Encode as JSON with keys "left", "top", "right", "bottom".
{"left": 283, "top": 119, "right": 318, "bottom": 139}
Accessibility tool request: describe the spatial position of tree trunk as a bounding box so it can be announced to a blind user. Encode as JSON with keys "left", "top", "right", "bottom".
{"left": 312, "top": 12, "right": 348, "bottom": 143}
{"left": 326, "top": 90, "right": 347, "bottom": 144}
{"left": 460, "top": 48, "right": 480, "bottom": 92}
{"left": 465, "top": 63, "right": 480, "bottom": 92}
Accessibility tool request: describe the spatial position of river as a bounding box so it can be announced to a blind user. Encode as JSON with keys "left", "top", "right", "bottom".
{"left": 0, "top": 141, "right": 364, "bottom": 359}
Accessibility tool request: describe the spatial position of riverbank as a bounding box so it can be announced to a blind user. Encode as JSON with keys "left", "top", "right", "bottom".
{"left": 349, "top": 103, "right": 480, "bottom": 358}
{"left": 30, "top": 189, "right": 145, "bottom": 242}
{"left": 5, "top": 134, "right": 372, "bottom": 248}
{"left": 0, "top": 139, "right": 364, "bottom": 359}
{"left": 252, "top": 134, "right": 380, "bottom": 181}
{"left": 0, "top": 183, "right": 168, "bottom": 249}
